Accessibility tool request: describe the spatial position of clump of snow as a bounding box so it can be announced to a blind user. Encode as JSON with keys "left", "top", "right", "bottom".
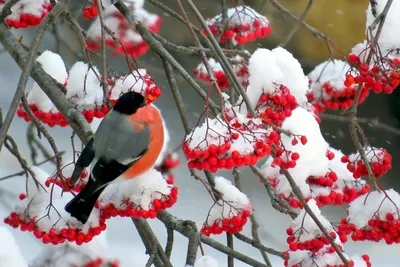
{"left": 206, "top": 176, "right": 251, "bottom": 225}
{"left": 109, "top": 69, "right": 155, "bottom": 99}
{"left": 290, "top": 199, "right": 335, "bottom": 242}
{"left": 194, "top": 255, "right": 219, "bottom": 267}
{"left": 308, "top": 60, "right": 354, "bottom": 99}
{"left": 2, "top": 0, "right": 53, "bottom": 22}
{"left": 261, "top": 107, "right": 329, "bottom": 199}
{"left": 366, "top": 0, "right": 400, "bottom": 55}
{"left": 27, "top": 50, "right": 68, "bottom": 113}
{"left": 30, "top": 231, "right": 118, "bottom": 267}
{"left": 242, "top": 48, "right": 308, "bottom": 115}
{"left": 98, "top": 169, "right": 174, "bottom": 212}
{"left": 347, "top": 189, "right": 400, "bottom": 229}
{"left": 0, "top": 227, "right": 28, "bottom": 267}
{"left": 287, "top": 249, "right": 352, "bottom": 267}
{"left": 27, "top": 166, "right": 50, "bottom": 196}
{"left": 66, "top": 61, "right": 103, "bottom": 110}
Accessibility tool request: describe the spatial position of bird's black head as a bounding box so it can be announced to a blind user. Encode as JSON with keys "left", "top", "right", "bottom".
{"left": 113, "top": 91, "right": 146, "bottom": 115}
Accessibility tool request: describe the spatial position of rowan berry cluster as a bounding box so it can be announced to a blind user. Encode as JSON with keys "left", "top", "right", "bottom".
{"left": 4, "top": 2, "right": 54, "bottom": 28}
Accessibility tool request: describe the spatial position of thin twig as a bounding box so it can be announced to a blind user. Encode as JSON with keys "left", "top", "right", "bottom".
{"left": 280, "top": 0, "right": 315, "bottom": 47}
{"left": 227, "top": 232, "right": 234, "bottom": 267}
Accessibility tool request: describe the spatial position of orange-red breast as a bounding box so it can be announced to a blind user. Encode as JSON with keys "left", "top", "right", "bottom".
{"left": 65, "top": 91, "right": 164, "bottom": 224}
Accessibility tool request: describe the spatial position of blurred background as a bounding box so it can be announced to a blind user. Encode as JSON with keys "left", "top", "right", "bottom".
{"left": 0, "top": 0, "right": 399, "bottom": 266}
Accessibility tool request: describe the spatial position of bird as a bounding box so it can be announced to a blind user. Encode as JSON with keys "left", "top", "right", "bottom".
{"left": 64, "top": 91, "right": 164, "bottom": 224}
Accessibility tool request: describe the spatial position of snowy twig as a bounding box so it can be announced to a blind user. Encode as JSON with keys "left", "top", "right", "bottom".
{"left": 250, "top": 165, "right": 298, "bottom": 218}
{"left": 96, "top": 0, "right": 112, "bottom": 109}
{"left": 157, "top": 211, "right": 270, "bottom": 267}
{"left": 133, "top": 218, "right": 173, "bottom": 267}
{"left": 0, "top": 0, "right": 20, "bottom": 21}
{"left": 319, "top": 113, "right": 400, "bottom": 136}
{"left": 0, "top": 0, "right": 68, "bottom": 152}
{"left": 268, "top": 0, "right": 335, "bottom": 57}
{"left": 280, "top": 0, "right": 315, "bottom": 47}
{"left": 233, "top": 168, "right": 273, "bottom": 265}
{"left": 114, "top": 0, "right": 220, "bottom": 115}
{"left": 0, "top": 152, "right": 64, "bottom": 182}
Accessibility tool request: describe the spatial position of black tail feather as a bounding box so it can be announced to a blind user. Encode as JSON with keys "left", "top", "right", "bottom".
{"left": 65, "top": 177, "right": 106, "bottom": 224}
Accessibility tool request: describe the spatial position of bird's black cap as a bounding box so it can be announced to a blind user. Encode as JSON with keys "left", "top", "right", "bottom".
{"left": 113, "top": 91, "right": 146, "bottom": 115}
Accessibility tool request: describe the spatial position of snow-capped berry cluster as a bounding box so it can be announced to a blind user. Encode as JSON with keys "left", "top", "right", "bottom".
{"left": 284, "top": 199, "right": 370, "bottom": 267}
{"left": 3, "top": 167, "right": 106, "bottom": 246}
{"left": 45, "top": 159, "right": 89, "bottom": 193}
{"left": 17, "top": 51, "right": 69, "bottom": 127}
{"left": 201, "top": 177, "right": 252, "bottom": 236}
{"left": 1, "top": 0, "right": 55, "bottom": 28}
{"left": 345, "top": 52, "right": 399, "bottom": 96}
{"left": 0, "top": 227, "right": 28, "bottom": 267}
{"left": 193, "top": 55, "right": 249, "bottom": 90}
{"left": 205, "top": 6, "right": 271, "bottom": 45}
{"left": 341, "top": 147, "right": 392, "bottom": 178}
{"left": 86, "top": 5, "right": 161, "bottom": 58}
{"left": 183, "top": 111, "right": 274, "bottom": 172}
{"left": 109, "top": 70, "right": 162, "bottom": 104}
{"left": 97, "top": 169, "right": 177, "bottom": 220}
{"left": 338, "top": 189, "right": 400, "bottom": 245}
{"left": 30, "top": 231, "right": 119, "bottom": 267}
{"left": 242, "top": 48, "right": 309, "bottom": 122}
{"left": 307, "top": 60, "right": 369, "bottom": 112}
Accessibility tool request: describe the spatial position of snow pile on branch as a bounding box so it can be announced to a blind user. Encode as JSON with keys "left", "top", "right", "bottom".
{"left": 366, "top": 0, "right": 400, "bottom": 56}
{"left": 109, "top": 69, "right": 161, "bottom": 104}
{"left": 1, "top": 0, "right": 55, "bottom": 28}
{"left": 26, "top": 50, "right": 68, "bottom": 113}
{"left": 3, "top": 167, "right": 106, "bottom": 246}
{"left": 338, "top": 189, "right": 400, "bottom": 244}
{"left": 0, "top": 227, "right": 28, "bottom": 267}
{"left": 206, "top": 5, "right": 271, "bottom": 45}
{"left": 66, "top": 62, "right": 103, "bottom": 111}
{"left": 31, "top": 231, "right": 119, "bottom": 267}
{"left": 201, "top": 177, "right": 252, "bottom": 236}
{"left": 307, "top": 60, "right": 367, "bottom": 111}
{"left": 194, "top": 255, "right": 219, "bottom": 267}
{"left": 98, "top": 169, "right": 177, "bottom": 220}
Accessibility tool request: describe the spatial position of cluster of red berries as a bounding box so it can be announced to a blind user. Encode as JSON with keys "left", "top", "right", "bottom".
{"left": 338, "top": 213, "right": 400, "bottom": 244}
{"left": 272, "top": 136, "right": 307, "bottom": 169}
{"left": 347, "top": 54, "right": 400, "bottom": 95}
{"left": 205, "top": 19, "right": 272, "bottom": 45}
{"left": 193, "top": 68, "right": 229, "bottom": 89}
{"left": 17, "top": 103, "right": 69, "bottom": 127}
{"left": 5, "top": 3, "right": 54, "bottom": 28}
{"left": 184, "top": 129, "right": 276, "bottom": 172}
{"left": 287, "top": 229, "right": 340, "bottom": 254}
{"left": 82, "top": 104, "right": 110, "bottom": 123}
{"left": 99, "top": 187, "right": 178, "bottom": 220}
{"left": 83, "top": 258, "right": 119, "bottom": 267}
{"left": 257, "top": 85, "right": 298, "bottom": 127}
{"left": 341, "top": 148, "right": 392, "bottom": 178}
{"left": 83, "top": 1, "right": 99, "bottom": 19}
{"left": 156, "top": 153, "right": 180, "bottom": 175}
{"left": 307, "top": 172, "right": 338, "bottom": 188}
{"left": 312, "top": 184, "right": 371, "bottom": 208}
{"left": 4, "top": 212, "right": 107, "bottom": 245}
{"left": 307, "top": 81, "right": 369, "bottom": 113}
{"left": 144, "top": 82, "right": 162, "bottom": 104}
{"left": 45, "top": 170, "right": 88, "bottom": 193}
{"left": 283, "top": 252, "right": 371, "bottom": 267}
{"left": 201, "top": 210, "right": 251, "bottom": 236}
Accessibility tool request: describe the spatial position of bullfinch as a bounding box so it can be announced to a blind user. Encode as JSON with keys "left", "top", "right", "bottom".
{"left": 65, "top": 91, "right": 164, "bottom": 224}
